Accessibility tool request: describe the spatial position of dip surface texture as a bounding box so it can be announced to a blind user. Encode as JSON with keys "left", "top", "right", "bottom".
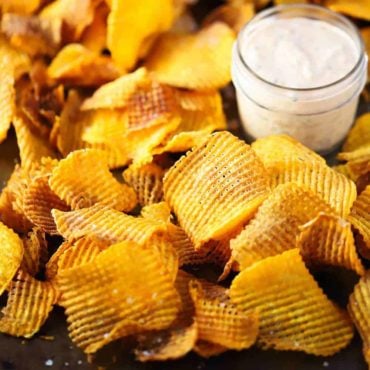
{"left": 242, "top": 17, "right": 358, "bottom": 89}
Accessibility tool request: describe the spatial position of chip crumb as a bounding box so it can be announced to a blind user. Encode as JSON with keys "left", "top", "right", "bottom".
{"left": 77, "top": 360, "right": 83, "bottom": 365}
{"left": 64, "top": 362, "right": 69, "bottom": 367}
{"left": 45, "top": 359, "right": 53, "bottom": 367}
{"left": 323, "top": 361, "right": 330, "bottom": 367}
{"left": 40, "top": 335, "right": 55, "bottom": 341}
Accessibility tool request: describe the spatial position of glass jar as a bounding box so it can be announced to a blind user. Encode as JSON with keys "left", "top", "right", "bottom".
{"left": 231, "top": 4, "right": 368, "bottom": 153}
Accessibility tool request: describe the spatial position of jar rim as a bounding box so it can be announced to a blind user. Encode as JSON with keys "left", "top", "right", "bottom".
{"left": 236, "top": 3, "right": 366, "bottom": 92}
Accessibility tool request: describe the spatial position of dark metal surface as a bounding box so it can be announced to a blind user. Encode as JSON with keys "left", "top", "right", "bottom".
{"left": 0, "top": 1, "right": 369, "bottom": 369}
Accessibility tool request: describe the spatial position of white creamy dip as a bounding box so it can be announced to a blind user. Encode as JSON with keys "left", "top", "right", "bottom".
{"left": 231, "top": 5, "right": 368, "bottom": 153}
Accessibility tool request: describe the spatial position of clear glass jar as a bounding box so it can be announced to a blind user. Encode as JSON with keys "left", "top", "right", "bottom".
{"left": 231, "top": 4, "right": 368, "bottom": 153}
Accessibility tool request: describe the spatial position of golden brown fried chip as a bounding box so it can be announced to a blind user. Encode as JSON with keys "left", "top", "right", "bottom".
{"left": 190, "top": 280, "right": 258, "bottom": 350}
{"left": 107, "top": 0, "right": 175, "bottom": 71}
{"left": 21, "top": 228, "right": 48, "bottom": 277}
{"left": 0, "top": 270, "right": 57, "bottom": 338}
{"left": 327, "top": 0, "right": 370, "bottom": 21}
{"left": 348, "top": 271, "right": 370, "bottom": 367}
{"left": 0, "top": 62, "right": 15, "bottom": 144}
{"left": 164, "top": 131, "right": 270, "bottom": 249}
{"left": 230, "top": 249, "right": 354, "bottom": 356}
{"left": 48, "top": 44, "right": 120, "bottom": 86}
{"left": 122, "top": 163, "right": 164, "bottom": 206}
{"left": 0, "top": 221, "right": 24, "bottom": 296}
{"left": 49, "top": 149, "right": 137, "bottom": 211}
{"left": 193, "top": 340, "right": 227, "bottom": 358}
{"left": 297, "top": 213, "right": 364, "bottom": 275}
{"left": 0, "top": 0, "right": 42, "bottom": 14}
{"left": 343, "top": 113, "right": 370, "bottom": 152}
{"left": 1, "top": 13, "right": 61, "bottom": 57}
{"left": 23, "top": 176, "right": 69, "bottom": 235}
{"left": 146, "top": 22, "right": 235, "bottom": 89}
{"left": 348, "top": 185, "right": 370, "bottom": 252}
{"left": 13, "top": 113, "right": 56, "bottom": 170}
{"left": 332, "top": 164, "right": 355, "bottom": 181}
{"left": 230, "top": 183, "right": 334, "bottom": 271}
{"left": 59, "top": 241, "right": 181, "bottom": 353}
{"left": 52, "top": 204, "right": 167, "bottom": 245}
{"left": 81, "top": 67, "right": 150, "bottom": 110}
{"left": 338, "top": 145, "right": 370, "bottom": 181}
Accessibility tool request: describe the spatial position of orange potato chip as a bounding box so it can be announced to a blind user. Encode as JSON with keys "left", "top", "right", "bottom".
{"left": 0, "top": 270, "right": 57, "bottom": 338}
{"left": 58, "top": 241, "right": 180, "bottom": 353}
{"left": 140, "top": 201, "right": 172, "bottom": 223}
{"left": 338, "top": 144, "right": 370, "bottom": 181}
{"left": 297, "top": 213, "right": 364, "bottom": 275}
{"left": 135, "top": 322, "right": 198, "bottom": 361}
{"left": 189, "top": 280, "right": 259, "bottom": 350}
{"left": 23, "top": 176, "right": 70, "bottom": 234}
{"left": 0, "top": 61, "right": 15, "bottom": 144}
{"left": 107, "top": 0, "right": 174, "bottom": 71}
{"left": 203, "top": 3, "right": 255, "bottom": 33}
{"left": 0, "top": 0, "right": 42, "bottom": 14}
{"left": 230, "top": 249, "right": 354, "bottom": 356}
{"left": 348, "top": 185, "right": 370, "bottom": 252}
{"left": 348, "top": 271, "right": 370, "bottom": 367}
{"left": 13, "top": 113, "right": 57, "bottom": 170}
{"left": 326, "top": 0, "right": 370, "bottom": 21}
{"left": 122, "top": 163, "right": 164, "bottom": 206}
{"left": 49, "top": 149, "right": 137, "bottom": 211}
{"left": 230, "top": 183, "right": 334, "bottom": 271}
{"left": 342, "top": 112, "right": 370, "bottom": 152}
{"left": 1, "top": 13, "right": 61, "bottom": 57}
{"left": 193, "top": 340, "right": 227, "bottom": 358}
{"left": 0, "top": 221, "right": 24, "bottom": 296}
{"left": 48, "top": 44, "right": 120, "bottom": 86}
{"left": 81, "top": 67, "right": 150, "bottom": 110}
{"left": 52, "top": 204, "right": 167, "bottom": 245}
{"left": 164, "top": 131, "right": 270, "bottom": 249}
{"left": 21, "top": 228, "right": 48, "bottom": 277}
{"left": 146, "top": 22, "right": 235, "bottom": 89}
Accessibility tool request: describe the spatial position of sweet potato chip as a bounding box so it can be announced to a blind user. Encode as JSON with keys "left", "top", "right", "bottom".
{"left": 49, "top": 149, "right": 137, "bottom": 211}
{"left": 0, "top": 221, "right": 24, "bottom": 296}
{"left": 230, "top": 249, "right": 354, "bottom": 356}
{"left": 23, "top": 176, "right": 69, "bottom": 234}
{"left": 52, "top": 204, "right": 167, "bottom": 245}
{"left": 342, "top": 113, "right": 370, "bottom": 152}
{"left": 21, "top": 228, "right": 48, "bottom": 277}
{"left": 81, "top": 67, "right": 150, "bottom": 110}
{"left": 107, "top": 0, "right": 174, "bottom": 71}
{"left": 348, "top": 185, "right": 370, "bottom": 251}
{"left": 193, "top": 340, "right": 227, "bottom": 358}
{"left": 48, "top": 44, "right": 120, "bottom": 86}
{"left": 146, "top": 22, "right": 235, "bottom": 89}
{"left": 58, "top": 241, "right": 180, "bottom": 353}
{"left": 230, "top": 183, "right": 334, "bottom": 271}
{"left": 123, "top": 163, "right": 164, "bottom": 206}
{"left": 190, "top": 280, "right": 258, "bottom": 350}
{"left": 297, "top": 213, "right": 364, "bottom": 275}
{"left": 13, "top": 113, "right": 56, "bottom": 170}
{"left": 164, "top": 131, "right": 270, "bottom": 249}
{"left": 348, "top": 272, "right": 370, "bottom": 367}
{"left": 0, "top": 270, "right": 57, "bottom": 338}
{"left": 327, "top": 0, "right": 370, "bottom": 21}
{"left": 1, "top": 13, "right": 61, "bottom": 57}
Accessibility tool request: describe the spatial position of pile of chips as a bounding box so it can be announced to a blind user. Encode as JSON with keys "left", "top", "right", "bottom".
{"left": 0, "top": 0, "right": 369, "bottom": 367}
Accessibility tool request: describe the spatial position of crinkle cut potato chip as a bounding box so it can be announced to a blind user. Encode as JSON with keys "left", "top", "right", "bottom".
{"left": 107, "top": 0, "right": 175, "bottom": 71}
{"left": 0, "top": 221, "right": 24, "bottom": 296}
{"left": 0, "top": 270, "right": 57, "bottom": 338}
{"left": 252, "top": 135, "right": 356, "bottom": 217}
{"left": 189, "top": 280, "right": 259, "bottom": 350}
{"left": 164, "top": 131, "right": 270, "bottom": 249}
{"left": 348, "top": 272, "right": 370, "bottom": 367}
{"left": 146, "top": 22, "right": 235, "bottom": 89}
{"left": 230, "top": 183, "right": 333, "bottom": 271}
{"left": 49, "top": 149, "right": 137, "bottom": 211}
{"left": 0, "top": 61, "right": 15, "bottom": 144}
{"left": 338, "top": 145, "right": 370, "bottom": 181}
{"left": 230, "top": 249, "right": 354, "bottom": 356}
{"left": 23, "top": 176, "right": 70, "bottom": 235}
{"left": 48, "top": 43, "right": 120, "bottom": 86}
{"left": 297, "top": 213, "right": 364, "bottom": 275}
{"left": 342, "top": 113, "right": 370, "bottom": 152}
{"left": 21, "top": 228, "right": 48, "bottom": 277}
{"left": 52, "top": 204, "right": 167, "bottom": 245}
{"left": 123, "top": 163, "right": 164, "bottom": 206}
{"left": 81, "top": 67, "right": 150, "bottom": 111}
{"left": 193, "top": 340, "right": 227, "bottom": 358}
{"left": 58, "top": 241, "right": 180, "bottom": 353}
{"left": 348, "top": 185, "right": 370, "bottom": 252}
{"left": 326, "top": 0, "right": 370, "bottom": 21}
